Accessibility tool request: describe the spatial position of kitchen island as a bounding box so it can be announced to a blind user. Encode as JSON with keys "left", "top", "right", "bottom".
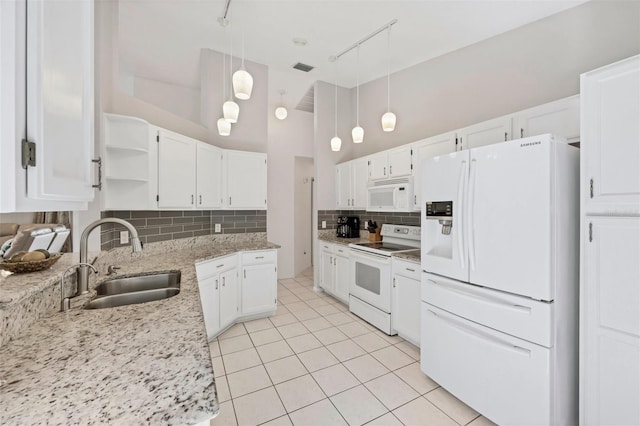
{"left": 0, "top": 238, "right": 279, "bottom": 425}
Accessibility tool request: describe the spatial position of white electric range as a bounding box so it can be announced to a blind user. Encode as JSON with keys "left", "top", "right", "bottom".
{"left": 348, "top": 224, "right": 421, "bottom": 334}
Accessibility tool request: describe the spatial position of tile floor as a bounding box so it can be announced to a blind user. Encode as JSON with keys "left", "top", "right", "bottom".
{"left": 209, "top": 268, "right": 496, "bottom": 426}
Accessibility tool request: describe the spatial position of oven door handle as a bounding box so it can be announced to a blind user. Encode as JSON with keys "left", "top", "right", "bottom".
{"left": 349, "top": 249, "right": 391, "bottom": 263}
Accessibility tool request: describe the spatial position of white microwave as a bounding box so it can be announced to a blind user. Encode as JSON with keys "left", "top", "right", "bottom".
{"left": 367, "top": 177, "right": 414, "bottom": 212}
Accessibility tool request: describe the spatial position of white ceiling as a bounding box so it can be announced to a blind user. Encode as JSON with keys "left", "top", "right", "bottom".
{"left": 118, "top": 0, "right": 588, "bottom": 105}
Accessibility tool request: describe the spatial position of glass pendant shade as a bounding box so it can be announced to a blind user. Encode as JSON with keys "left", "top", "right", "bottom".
{"left": 352, "top": 126, "right": 364, "bottom": 143}
{"left": 217, "top": 117, "right": 231, "bottom": 136}
{"left": 381, "top": 111, "right": 396, "bottom": 132}
{"left": 275, "top": 106, "right": 288, "bottom": 120}
{"left": 330, "top": 136, "right": 342, "bottom": 152}
{"left": 232, "top": 67, "right": 253, "bottom": 100}
{"left": 223, "top": 99, "right": 239, "bottom": 123}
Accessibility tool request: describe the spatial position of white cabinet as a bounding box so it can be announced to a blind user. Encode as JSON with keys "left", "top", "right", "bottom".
{"left": 336, "top": 162, "right": 352, "bottom": 209}
{"left": 226, "top": 150, "right": 267, "bottom": 210}
{"left": 196, "top": 254, "right": 238, "bottom": 339}
{"left": 196, "top": 143, "right": 223, "bottom": 209}
{"left": 392, "top": 258, "right": 421, "bottom": 345}
{"left": 581, "top": 56, "right": 640, "bottom": 216}
{"left": 581, "top": 217, "right": 640, "bottom": 426}
{"left": 0, "top": 0, "right": 93, "bottom": 212}
{"left": 515, "top": 95, "right": 580, "bottom": 142}
{"left": 241, "top": 250, "right": 277, "bottom": 316}
{"left": 319, "top": 242, "right": 335, "bottom": 293}
{"left": 336, "top": 158, "right": 368, "bottom": 210}
{"left": 158, "top": 129, "right": 197, "bottom": 209}
{"left": 318, "top": 241, "right": 350, "bottom": 304}
{"left": 457, "top": 116, "right": 512, "bottom": 150}
{"left": 368, "top": 147, "right": 413, "bottom": 181}
{"left": 411, "top": 132, "right": 457, "bottom": 210}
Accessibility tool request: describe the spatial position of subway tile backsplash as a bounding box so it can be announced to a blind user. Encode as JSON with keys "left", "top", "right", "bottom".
{"left": 318, "top": 210, "right": 420, "bottom": 231}
{"left": 101, "top": 210, "right": 266, "bottom": 251}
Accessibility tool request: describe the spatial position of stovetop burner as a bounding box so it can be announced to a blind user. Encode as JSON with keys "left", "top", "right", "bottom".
{"left": 352, "top": 242, "right": 416, "bottom": 252}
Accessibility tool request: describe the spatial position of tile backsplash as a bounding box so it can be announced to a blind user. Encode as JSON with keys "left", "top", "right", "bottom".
{"left": 101, "top": 210, "right": 266, "bottom": 251}
{"left": 317, "top": 210, "right": 420, "bottom": 231}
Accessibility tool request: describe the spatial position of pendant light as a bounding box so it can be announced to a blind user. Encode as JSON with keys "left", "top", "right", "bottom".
{"left": 275, "top": 89, "right": 288, "bottom": 120}
{"left": 381, "top": 26, "right": 396, "bottom": 132}
{"left": 232, "top": 30, "right": 253, "bottom": 100}
{"left": 223, "top": 25, "right": 239, "bottom": 123}
{"left": 217, "top": 30, "right": 231, "bottom": 136}
{"left": 352, "top": 45, "right": 364, "bottom": 143}
{"left": 331, "top": 67, "right": 342, "bottom": 152}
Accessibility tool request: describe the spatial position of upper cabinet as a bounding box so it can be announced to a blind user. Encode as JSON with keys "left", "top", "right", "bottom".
{"left": 336, "top": 162, "right": 352, "bottom": 209}
{"left": 412, "top": 132, "right": 457, "bottom": 210}
{"left": 581, "top": 56, "right": 639, "bottom": 216}
{"left": 368, "top": 146, "right": 412, "bottom": 181}
{"left": 515, "top": 95, "right": 580, "bottom": 143}
{"left": 196, "top": 143, "right": 223, "bottom": 209}
{"left": 225, "top": 150, "right": 267, "bottom": 210}
{"left": 335, "top": 157, "right": 368, "bottom": 210}
{"left": 457, "top": 116, "right": 512, "bottom": 150}
{"left": 157, "top": 130, "right": 198, "bottom": 209}
{"left": 1, "top": 0, "right": 94, "bottom": 212}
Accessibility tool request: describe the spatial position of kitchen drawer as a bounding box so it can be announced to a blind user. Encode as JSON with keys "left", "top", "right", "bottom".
{"left": 334, "top": 245, "right": 350, "bottom": 257}
{"left": 319, "top": 241, "right": 334, "bottom": 253}
{"left": 392, "top": 258, "right": 420, "bottom": 281}
{"left": 196, "top": 254, "right": 238, "bottom": 280}
{"left": 423, "top": 273, "right": 553, "bottom": 347}
{"left": 241, "top": 249, "right": 277, "bottom": 265}
{"left": 421, "top": 303, "right": 551, "bottom": 426}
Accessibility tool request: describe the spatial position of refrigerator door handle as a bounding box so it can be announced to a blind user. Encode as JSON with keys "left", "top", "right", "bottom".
{"left": 457, "top": 161, "right": 467, "bottom": 268}
{"left": 468, "top": 159, "right": 478, "bottom": 271}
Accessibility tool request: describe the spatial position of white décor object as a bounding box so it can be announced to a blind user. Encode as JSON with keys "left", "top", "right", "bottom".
{"left": 232, "top": 31, "right": 253, "bottom": 100}
{"left": 381, "top": 27, "right": 396, "bottom": 132}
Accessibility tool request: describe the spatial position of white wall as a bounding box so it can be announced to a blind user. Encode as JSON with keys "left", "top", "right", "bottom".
{"left": 294, "top": 157, "right": 314, "bottom": 277}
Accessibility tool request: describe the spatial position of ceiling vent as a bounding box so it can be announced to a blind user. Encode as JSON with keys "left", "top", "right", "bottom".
{"left": 292, "top": 62, "right": 314, "bottom": 72}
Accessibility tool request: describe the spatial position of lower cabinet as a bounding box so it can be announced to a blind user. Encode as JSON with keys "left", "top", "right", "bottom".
{"left": 392, "top": 258, "right": 421, "bottom": 345}
{"left": 196, "top": 249, "right": 277, "bottom": 339}
{"left": 319, "top": 241, "right": 351, "bottom": 304}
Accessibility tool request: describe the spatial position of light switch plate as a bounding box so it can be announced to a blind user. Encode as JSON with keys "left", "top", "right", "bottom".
{"left": 215, "top": 223, "right": 221, "bottom": 233}
{"left": 120, "top": 231, "right": 129, "bottom": 244}
{"left": 321, "top": 221, "right": 326, "bottom": 229}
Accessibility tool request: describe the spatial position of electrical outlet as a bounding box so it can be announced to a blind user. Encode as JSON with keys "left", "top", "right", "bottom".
{"left": 215, "top": 223, "right": 221, "bottom": 233}
{"left": 120, "top": 231, "right": 129, "bottom": 244}
{"left": 321, "top": 220, "right": 326, "bottom": 229}
{"left": 364, "top": 221, "right": 369, "bottom": 229}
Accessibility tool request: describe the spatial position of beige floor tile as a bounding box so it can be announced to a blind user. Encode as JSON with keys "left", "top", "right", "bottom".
{"left": 425, "top": 387, "right": 479, "bottom": 425}
{"left": 392, "top": 397, "right": 457, "bottom": 426}
{"left": 467, "top": 415, "right": 498, "bottom": 426}
{"left": 364, "top": 412, "right": 404, "bottom": 426}
{"left": 219, "top": 323, "right": 247, "bottom": 340}
{"left": 312, "top": 327, "right": 349, "bottom": 345}
{"left": 211, "top": 356, "right": 226, "bottom": 377}
{"left": 279, "top": 295, "right": 302, "bottom": 305}
{"left": 286, "top": 333, "right": 323, "bottom": 354}
{"left": 337, "top": 322, "right": 371, "bottom": 338}
{"left": 249, "top": 328, "right": 283, "bottom": 347}
{"left": 227, "top": 365, "right": 272, "bottom": 398}
{"left": 370, "top": 346, "right": 414, "bottom": 371}
{"left": 293, "top": 308, "right": 321, "bottom": 321}
{"left": 209, "top": 340, "right": 221, "bottom": 358}
{"left": 277, "top": 322, "right": 309, "bottom": 339}
{"left": 285, "top": 301, "right": 312, "bottom": 312}
{"left": 377, "top": 332, "right": 404, "bottom": 344}
{"left": 326, "top": 339, "right": 367, "bottom": 362}
{"left": 343, "top": 354, "right": 390, "bottom": 383}
{"left": 270, "top": 313, "right": 298, "bottom": 327}
{"left": 325, "top": 312, "right": 354, "bottom": 326}
{"left": 314, "top": 304, "right": 341, "bottom": 316}
{"left": 295, "top": 291, "right": 320, "bottom": 301}
{"left": 301, "top": 317, "right": 333, "bottom": 332}
{"left": 211, "top": 400, "right": 237, "bottom": 426}
{"left": 243, "top": 318, "right": 274, "bottom": 333}
{"left": 275, "top": 374, "right": 326, "bottom": 412}
{"left": 304, "top": 298, "right": 330, "bottom": 309}
{"left": 297, "top": 347, "right": 340, "bottom": 372}
{"left": 219, "top": 334, "right": 253, "bottom": 355}
{"left": 222, "top": 347, "right": 262, "bottom": 374}
{"left": 330, "top": 385, "right": 388, "bottom": 426}
{"left": 353, "top": 332, "right": 391, "bottom": 352}
{"left": 264, "top": 355, "right": 308, "bottom": 384}
{"left": 215, "top": 375, "right": 231, "bottom": 402}
{"left": 288, "top": 399, "right": 347, "bottom": 426}
{"left": 394, "top": 362, "right": 439, "bottom": 394}
{"left": 275, "top": 305, "right": 290, "bottom": 316}
{"left": 256, "top": 340, "right": 295, "bottom": 364}
{"left": 312, "top": 364, "right": 360, "bottom": 396}
{"left": 365, "top": 373, "right": 420, "bottom": 410}
{"left": 332, "top": 302, "right": 349, "bottom": 312}
{"left": 395, "top": 340, "right": 420, "bottom": 360}
{"left": 233, "top": 387, "right": 286, "bottom": 426}
{"left": 262, "top": 415, "right": 293, "bottom": 426}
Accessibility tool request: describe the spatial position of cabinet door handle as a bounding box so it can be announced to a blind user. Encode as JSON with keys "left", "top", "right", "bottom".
{"left": 215, "top": 279, "right": 218, "bottom": 290}
{"left": 222, "top": 276, "right": 225, "bottom": 286}
{"left": 393, "top": 277, "right": 396, "bottom": 288}
{"left": 384, "top": 166, "right": 386, "bottom": 175}
{"left": 520, "top": 128, "right": 524, "bottom": 138}
{"left": 255, "top": 256, "right": 264, "bottom": 259}
{"left": 191, "top": 194, "right": 194, "bottom": 205}
{"left": 244, "top": 270, "right": 246, "bottom": 279}
{"left": 92, "top": 157, "right": 102, "bottom": 190}
{"left": 504, "top": 132, "right": 508, "bottom": 141}
{"left": 414, "top": 195, "right": 417, "bottom": 205}
{"left": 390, "top": 165, "right": 392, "bottom": 175}
{"left": 199, "top": 195, "right": 202, "bottom": 205}
{"left": 216, "top": 264, "right": 225, "bottom": 268}
{"left": 229, "top": 196, "right": 232, "bottom": 205}
{"left": 405, "top": 268, "right": 415, "bottom": 272}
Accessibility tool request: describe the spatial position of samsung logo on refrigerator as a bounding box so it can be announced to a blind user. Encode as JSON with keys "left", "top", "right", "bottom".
{"left": 520, "top": 141, "right": 542, "bottom": 147}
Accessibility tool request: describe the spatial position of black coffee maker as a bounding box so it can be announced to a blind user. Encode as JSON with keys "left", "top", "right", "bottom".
{"left": 336, "top": 216, "right": 360, "bottom": 238}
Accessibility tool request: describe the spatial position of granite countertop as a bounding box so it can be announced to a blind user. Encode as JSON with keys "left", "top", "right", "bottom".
{"left": 392, "top": 249, "right": 421, "bottom": 263}
{"left": 317, "top": 233, "right": 370, "bottom": 246}
{"left": 0, "top": 240, "right": 279, "bottom": 425}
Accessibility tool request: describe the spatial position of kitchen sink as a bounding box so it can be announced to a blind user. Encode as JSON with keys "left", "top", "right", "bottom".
{"left": 95, "top": 271, "right": 181, "bottom": 296}
{"left": 85, "top": 271, "right": 181, "bottom": 310}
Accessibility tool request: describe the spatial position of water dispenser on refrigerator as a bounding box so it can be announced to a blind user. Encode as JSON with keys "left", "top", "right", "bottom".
{"left": 423, "top": 201, "right": 453, "bottom": 259}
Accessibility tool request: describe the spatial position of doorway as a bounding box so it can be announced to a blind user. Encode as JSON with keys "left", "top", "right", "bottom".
{"left": 293, "top": 157, "right": 314, "bottom": 277}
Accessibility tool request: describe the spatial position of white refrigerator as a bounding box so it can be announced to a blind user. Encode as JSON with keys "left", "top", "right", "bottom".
{"left": 420, "top": 134, "right": 579, "bottom": 425}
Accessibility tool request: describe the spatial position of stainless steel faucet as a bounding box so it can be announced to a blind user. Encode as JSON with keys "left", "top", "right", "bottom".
{"left": 60, "top": 263, "right": 97, "bottom": 312}
{"left": 76, "top": 218, "right": 142, "bottom": 296}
